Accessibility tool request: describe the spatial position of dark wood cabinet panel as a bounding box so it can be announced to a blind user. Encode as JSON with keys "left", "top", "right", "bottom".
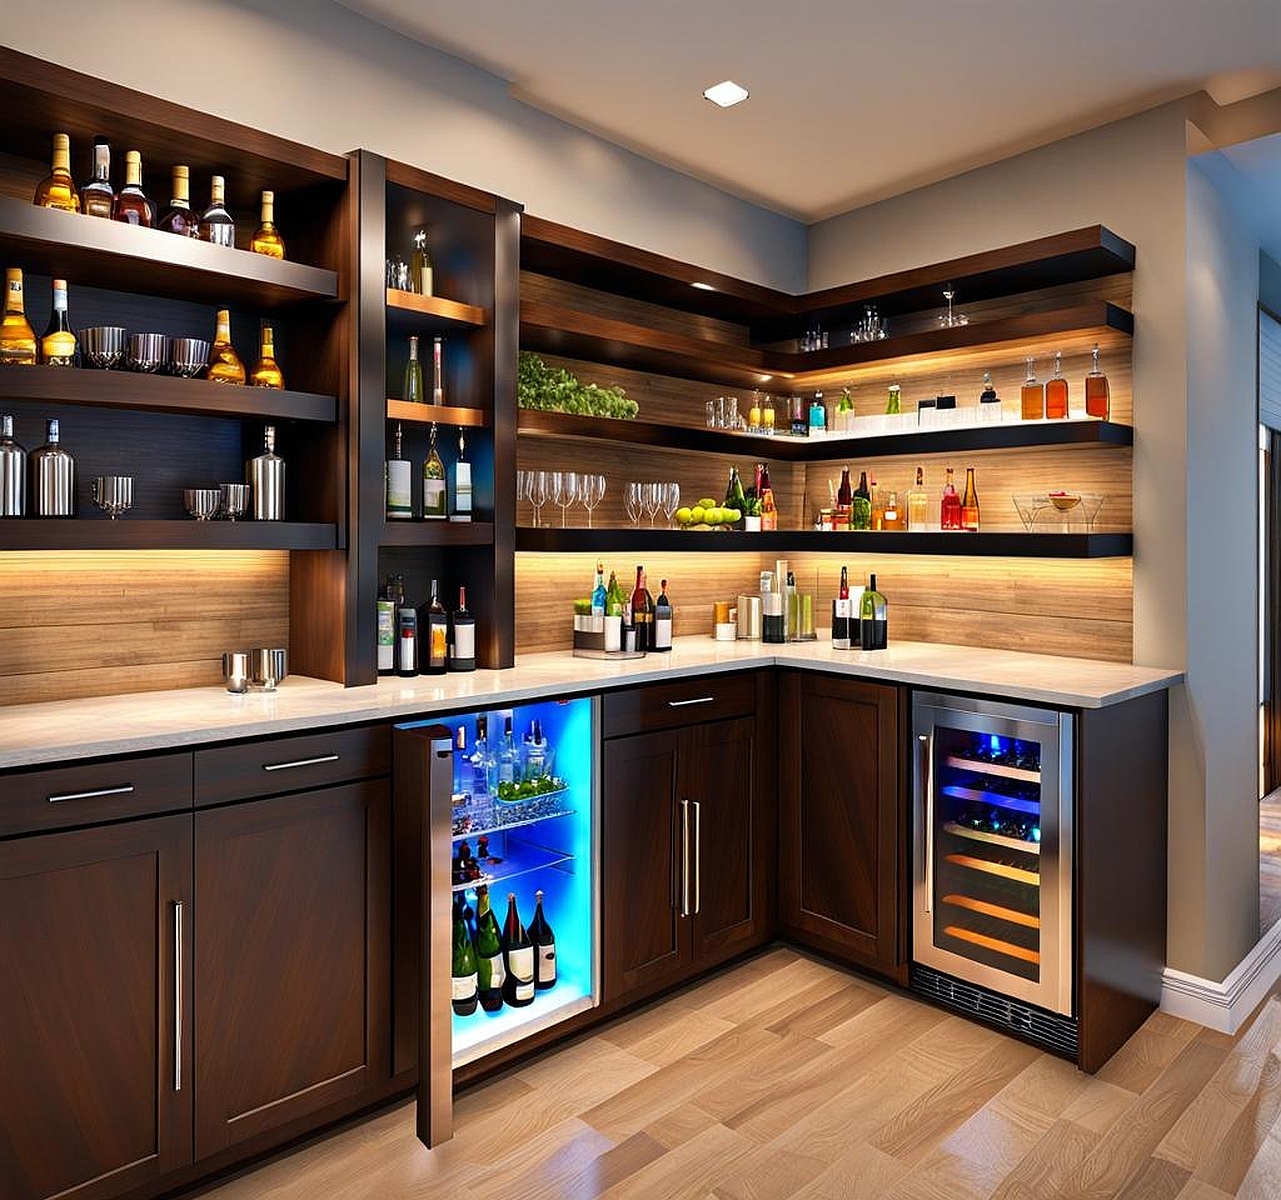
{"left": 0, "top": 815, "right": 192, "bottom": 1200}
{"left": 194, "top": 781, "right": 390, "bottom": 1158}
{"left": 779, "top": 671, "right": 901, "bottom": 976}
{"left": 602, "top": 672, "right": 757, "bottom": 739}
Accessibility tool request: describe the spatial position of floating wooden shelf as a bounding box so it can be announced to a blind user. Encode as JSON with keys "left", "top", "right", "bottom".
{"left": 515, "top": 528, "right": 1132, "bottom": 558}
{"left": 0, "top": 197, "right": 339, "bottom": 308}
{"left": 0, "top": 520, "right": 337, "bottom": 551}
{"left": 0, "top": 365, "right": 337, "bottom": 423}
{"left": 516, "top": 408, "right": 1133, "bottom": 463}
{"left": 379, "top": 520, "right": 494, "bottom": 547}
{"left": 386, "top": 289, "right": 487, "bottom": 327}
{"left": 386, "top": 399, "right": 490, "bottom": 428}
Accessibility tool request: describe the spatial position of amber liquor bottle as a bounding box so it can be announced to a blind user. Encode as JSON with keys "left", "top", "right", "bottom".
{"left": 206, "top": 309, "right": 246, "bottom": 385}
{"left": 33, "top": 133, "right": 80, "bottom": 212}
{"left": 157, "top": 165, "right": 199, "bottom": 236}
{"left": 250, "top": 324, "right": 285, "bottom": 389}
{"left": 112, "top": 151, "right": 153, "bottom": 227}
{"left": 0, "top": 269, "right": 38, "bottom": 365}
{"left": 79, "top": 137, "right": 114, "bottom": 218}
{"left": 250, "top": 190, "right": 286, "bottom": 258}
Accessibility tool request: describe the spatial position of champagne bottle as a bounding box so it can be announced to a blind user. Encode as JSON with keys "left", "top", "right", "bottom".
{"left": 961, "top": 467, "right": 980, "bottom": 532}
{"left": 501, "top": 892, "right": 536, "bottom": 1007}
{"left": 0, "top": 270, "right": 37, "bottom": 366}
{"left": 386, "top": 423, "right": 412, "bottom": 519}
{"left": 112, "top": 151, "right": 152, "bottom": 227}
{"left": 529, "top": 889, "right": 557, "bottom": 991}
{"left": 653, "top": 579, "right": 673, "bottom": 651}
{"left": 1045, "top": 350, "right": 1068, "bottom": 420}
{"left": 432, "top": 336, "right": 446, "bottom": 404}
{"left": 199, "top": 174, "right": 236, "bottom": 247}
{"left": 449, "top": 586, "right": 476, "bottom": 672}
{"left": 450, "top": 428, "right": 472, "bottom": 521}
{"left": 157, "top": 164, "right": 197, "bottom": 236}
{"left": 404, "top": 335, "right": 424, "bottom": 402}
{"left": 631, "top": 565, "right": 654, "bottom": 650}
{"left": 422, "top": 423, "right": 446, "bottom": 519}
{"left": 474, "top": 885, "right": 505, "bottom": 1012}
{"left": 250, "top": 323, "right": 284, "bottom": 389}
{"left": 33, "top": 133, "right": 80, "bottom": 212}
{"left": 41, "top": 280, "right": 77, "bottom": 367}
{"left": 206, "top": 309, "right": 246, "bottom": 385}
{"left": 451, "top": 899, "right": 479, "bottom": 1017}
{"left": 859, "top": 573, "right": 888, "bottom": 651}
{"left": 1085, "top": 342, "right": 1110, "bottom": 420}
{"left": 426, "top": 579, "right": 448, "bottom": 675}
{"left": 411, "top": 227, "right": 434, "bottom": 296}
{"left": 79, "top": 137, "right": 114, "bottom": 219}
{"left": 940, "top": 467, "right": 962, "bottom": 531}
{"left": 250, "top": 190, "right": 286, "bottom": 258}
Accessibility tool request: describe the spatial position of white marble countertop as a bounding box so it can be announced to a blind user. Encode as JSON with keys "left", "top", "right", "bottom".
{"left": 0, "top": 636, "right": 1183, "bottom": 770}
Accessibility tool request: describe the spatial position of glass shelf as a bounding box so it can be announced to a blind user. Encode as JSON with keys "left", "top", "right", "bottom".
{"left": 452, "top": 797, "right": 575, "bottom": 842}
{"left": 451, "top": 838, "right": 574, "bottom": 894}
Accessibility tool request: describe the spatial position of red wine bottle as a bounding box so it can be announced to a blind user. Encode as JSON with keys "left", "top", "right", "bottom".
{"left": 474, "top": 885, "right": 505, "bottom": 1013}
{"left": 501, "top": 892, "right": 535, "bottom": 1007}
{"left": 528, "top": 889, "right": 557, "bottom": 991}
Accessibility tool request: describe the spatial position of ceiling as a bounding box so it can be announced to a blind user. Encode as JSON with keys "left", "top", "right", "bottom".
{"left": 338, "top": 0, "right": 1281, "bottom": 223}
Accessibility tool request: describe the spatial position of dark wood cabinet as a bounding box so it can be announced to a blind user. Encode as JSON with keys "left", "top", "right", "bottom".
{"left": 193, "top": 780, "right": 390, "bottom": 1159}
{"left": 778, "top": 671, "right": 903, "bottom": 979}
{"left": 0, "top": 815, "right": 192, "bottom": 1200}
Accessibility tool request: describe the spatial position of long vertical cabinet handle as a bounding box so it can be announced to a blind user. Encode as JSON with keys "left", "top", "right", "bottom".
{"left": 919, "top": 734, "right": 935, "bottom": 916}
{"left": 173, "top": 900, "right": 183, "bottom": 1092}
{"left": 679, "top": 798, "right": 690, "bottom": 917}
{"left": 692, "top": 801, "right": 701, "bottom": 915}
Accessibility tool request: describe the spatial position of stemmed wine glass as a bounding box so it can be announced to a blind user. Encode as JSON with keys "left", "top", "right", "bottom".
{"left": 558, "top": 471, "right": 579, "bottom": 527}
{"left": 662, "top": 482, "right": 681, "bottom": 528}
{"left": 581, "top": 474, "right": 605, "bottom": 527}
{"left": 625, "top": 481, "right": 642, "bottom": 527}
{"left": 643, "top": 481, "right": 662, "bottom": 528}
{"left": 516, "top": 469, "right": 528, "bottom": 523}
{"left": 546, "top": 471, "right": 564, "bottom": 525}
{"left": 529, "top": 470, "right": 550, "bottom": 528}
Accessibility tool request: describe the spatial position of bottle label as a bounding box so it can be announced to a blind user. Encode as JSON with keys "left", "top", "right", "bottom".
{"left": 430, "top": 624, "right": 448, "bottom": 665}
{"left": 398, "top": 632, "right": 416, "bottom": 671}
{"left": 453, "top": 623, "right": 475, "bottom": 661}
{"left": 42, "top": 332, "right": 76, "bottom": 363}
{"left": 654, "top": 616, "right": 672, "bottom": 649}
{"left": 539, "top": 944, "right": 557, "bottom": 984}
{"left": 419, "top": 266, "right": 433, "bottom": 297}
{"left": 423, "top": 478, "right": 446, "bottom": 518}
{"left": 386, "top": 462, "right": 412, "bottom": 517}
{"left": 480, "top": 950, "right": 505, "bottom": 990}
{"left": 376, "top": 601, "right": 395, "bottom": 670}
{"left": 451, "top": 972, "right": 477, "bottom": 1001}
{"left": 507, "top": 945, "right": 534, "bottom": 984}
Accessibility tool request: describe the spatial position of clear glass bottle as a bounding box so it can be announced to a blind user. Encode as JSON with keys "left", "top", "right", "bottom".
{"left": 411, "top": 227, "right": 433, "bottom": 296}
{"left": 250, "top": 190, "right": 285, "bottom": 258}
{"left": 1045, "top": 350, "right": 1069, "bottom": 420}
{"left": 404, "top": 335, "right": 424, "bottom": 402}
{"left": 1020, "top": 356, "right": 1044, "bottom": 421}
{"left": 206, "top": 308, "right": 246, "bottom": 385}
{"left": 498, "top": 717, "right": 519, "bottom": 788}
{"left": 1085, "top": 342, "right": 1111, "bottom": 420}
{"left": 33, "top": 133, "right": 80, "bottom": 212}
{"left": 250, "top": 324, "right": 284, "bottom": 389}
{"left": 940, "top": 466, "right": 962, "bottom": 531}
{"left": 79, "top": 137, "right": 114, "bottom": 218}
{"left": 41, "top": 279, "right": 77, "bottom": 367}
{"left": 111, "top": 150, "right": 152, "bottom": 227}
{"left": 199, "top": 174, "right": 236, "bottom": 247}
{"left": 907, "top": 466, "right": 928, "bottom": 532}
{"left": 157, "top": 165, "right": 198, "bottom": 237}
{"left": 432, "top": 336, "right": 446, "bottom": 405}
{"left": 422, "top": 422, "right": 446, "bottom": 519}
{"left": 0, "top": 269, "right": 37, "bottom": 365}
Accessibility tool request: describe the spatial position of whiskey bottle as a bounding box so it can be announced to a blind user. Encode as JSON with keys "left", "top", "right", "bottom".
{"left": 157, "top": 165, "right": 198, "bottom": 237}
{"left": 30, "top": 418, "right": 75, "bottom": 517}
{"left": 449, "top": 428, "right": 472, "bottom": 521}
{"left": 199, "top": 175, "right": 236, "bottom": 247}
{"left": 432, "top": 336, "right": 446, "bottom": 404}
{"left": 206, "top": 309, "right": 246, "bottom": 385}
{"left": 111, "top": 151, "right": 152, "bottom": 226}
{"left": 449, "top": 586, "right": 476, "bottom": 672}
{"left": 79, "top": 137, "right": 114, "bottom": 218}
{"left": 1045, "top": 351, "right": 1069, "bottom": 420}
{"left": 250, "top": 324, "right": 284, "bottom": 389}
{"left": 422, "top": 423, "right": 446, "bottom": 520}
{"left": 404, "top": 335, "right": 424, "bottom": 402}
{"left": 411, "top": 227, "right": 433, "bottom": 296}
{"left": 0, "top": 269, "right": 38, "bottom": 366}
{"left": 426, "top": 579, "right": 448, "bottom": 675}
{"left": 33, "top": 134, "right": 80, "bottom": 212}
{"left": 385, "top": 423, "right": 412, "bottom": 520}
{"left": 1020, "top": 356, "right": 1044, "bottom": 421}
{"left": 250, "top": 190, "right": 285, "bottom": 258}
{"left": 41, "top": 279, "right": 78, "bottom": 367}
{"left": 1085, "top": 343, "right": 1111, "bottom": 420}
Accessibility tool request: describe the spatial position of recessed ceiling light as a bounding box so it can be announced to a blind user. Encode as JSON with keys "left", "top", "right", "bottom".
{"left": 691, "top": 281, "right": 715, "bottom": 291}
{"left": 703, "top": 80, "right": 749, "bottom": 108}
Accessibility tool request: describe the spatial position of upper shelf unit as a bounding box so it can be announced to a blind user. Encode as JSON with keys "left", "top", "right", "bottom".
{"left": 386, "top": 288, "right": 487, "bottom": 331}
{"left": 0, "top": 520, "right": 337, "bottom": 552}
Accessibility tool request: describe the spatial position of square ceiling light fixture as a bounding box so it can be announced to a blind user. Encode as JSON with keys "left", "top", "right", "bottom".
{"left": 703, "top": 80, "right": 749, "bottom": 108}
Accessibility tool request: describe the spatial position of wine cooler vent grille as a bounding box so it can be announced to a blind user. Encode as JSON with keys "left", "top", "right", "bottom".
{"left": 910, "top": 964, "right": 1078, "bottom": 1059}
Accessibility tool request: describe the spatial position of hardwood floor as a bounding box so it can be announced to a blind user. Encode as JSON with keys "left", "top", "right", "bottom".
{"left": 196, "top": 948, "right": 1281, "bottom": 1200}
{"left": 1261, "top": 789, "right": 1281, "bottom": 934}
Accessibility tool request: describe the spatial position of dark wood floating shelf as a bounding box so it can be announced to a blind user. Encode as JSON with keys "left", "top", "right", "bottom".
{"left": 517, "top": 409, "right": 1133, "bottom": 462}
{"left": 0, "top": 197, "right": 339, "bottom": 308}
{"left": 515, "top": 527, "right": 1133, "bottom": 558}
{"left": 0, "top": 365, "right": 337, "bottom": 423}
{"left": 386, "top": 400, "right": 490, "bottom": 428}
{"left": 386, "top": 289, "right": 487, "bottom": 327}
{"left": 0, "top": 520, "right": 337, "bottom": 551}
{"left": 379, "top": 520, "right": 494, "bottom": 547}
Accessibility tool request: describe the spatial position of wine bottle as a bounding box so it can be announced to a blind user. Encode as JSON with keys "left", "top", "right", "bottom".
{"left": 432, "top": 337, "right": 446, "bottom": 404}
{"left": 1085, "top": 342, "right": 1110, "bottom": 420}
{"left": 0, "top": 270, "right": 37, "bottom": 366}
{"left": 206, "top": 309, "right": 246, "bottom": 385}
{"left": 385, "top": 422, "right": 412, "bottom": 520}
{"left": 940, "top": 467, "right": 962, "bottom": 531}
{"left": 631, "top": 565, "right": 654, "bottom": 651}
{"left": 1045, "top": 350, "right": 1068, "bottom": 420}
{"left": 859, "top": 573, "right": 888, "bottom": 651}
{"left": 529, "top": 890, "right": 557, "bottom": 991}
{"left": 498, "top": 717, "right": 518, "bottom": 786}
{"left": 33, "top": 133, "right": 80, "bottom": 212}
{"left": 501, "top": 892, "right": 536, "bottom": 1007}
{"left": 474, "top": 885, "right": 505, "bottom": 1013}
{"left": 961, "top": 467, "right": 980, "bottom": 532}
{"left": 451, "top": 899, "right": 479, "bottom": 1017}
{"left": 449, "top": 428, "right": 472, "bottom": 521}
{"left": 591, "top": 561, "right": 607, "bottom": 618}
{"left": 1020, "top": 356, "right": 1044, "bottom": 421}
{"left": 250, "top": 190, "right": 286, "bottom": 258}
{"left": 724, "top": 466, "right": 747, "bottom": 529}
{"left": 41, "top": 279, "right": 77, "bottom": 367}
{"left": 426, "top": 579, "right": 448, "bottom": 675}
{"left": 453, "top": 840, "right": 472, "bottom": 886}
{"left": 833, "top": 564, "right": 852, "bottom": 649}
{"left": 760, "top": 485, "right": 778, "bottom": 531}
{"left": 396, "top": 604, "right": 418, "bottom": 677}
{"left": 605, "top": 570, "right": 624, "bottom": 617}
{"left": 403, "top": 335, "right": 424, "bottom": 402}
{"left": 411, "top": 227, "right": 434, "bottom": 296}
{"left": 250, "top": 323, "right": 284, "bottom": 389}
{"left": 907, "top": 466, "right": 928, "bottom": 532}
{"left": 79, "top": 137, "right": 114, "bottom": 218}
{"left": 836, "top": 465, "right": 853, "bottom": 527}
{"left": 852, "top": 470, "right": 871, "bottom": 530}
{"left": 199, "top": 175, "right": 236, "bottom": 247}
{"left": 449, "top": 586, "right": 476, "bottom": 672}
{"left": 422, "top": 424, "right": 447, "bottom": 520}
{"left": 30, "top": 419, "right": 75, "bottom": 517}
{"left": 112, "top": 151, "right": 152, "bottom": 227}
{"left": 653, "top": 579, "right": 673, "bottom": 650}
{"left": 157, "top": 165, "right": 198, "bottom": 236}
{"left": 376, "top": 579, "right": 396, "bottom": 674}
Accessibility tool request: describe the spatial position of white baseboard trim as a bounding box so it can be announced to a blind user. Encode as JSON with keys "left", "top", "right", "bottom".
{"left": 1160, "top": 917, "right": 1281, "bottom": 1033}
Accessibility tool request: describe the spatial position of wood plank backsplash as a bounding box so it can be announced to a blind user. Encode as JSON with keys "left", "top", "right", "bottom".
{"left": 0, "top": 551, "right": 290, "bottom": 705}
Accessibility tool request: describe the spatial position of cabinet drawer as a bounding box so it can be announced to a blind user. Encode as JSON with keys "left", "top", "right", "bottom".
{"left": 195, "top": 724, "right": 391, "bottom": 807}
{"left": 603, "top": 672, "right": 757, "bottom": 738}
{"left": 0, "top": 751, "right": 192, "bottom": 837}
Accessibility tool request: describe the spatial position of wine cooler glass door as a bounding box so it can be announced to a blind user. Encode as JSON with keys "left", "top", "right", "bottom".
{"left": 912, "top": 693, "right": 1073, "bottom": 1016}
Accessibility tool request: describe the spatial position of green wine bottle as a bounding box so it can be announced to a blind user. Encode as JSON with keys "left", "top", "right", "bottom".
{"left": 451, "top": 898, "right": 478, "bottom": 1016}
{"left": 474, "top": 884, "right": 505, "bottom": 1013}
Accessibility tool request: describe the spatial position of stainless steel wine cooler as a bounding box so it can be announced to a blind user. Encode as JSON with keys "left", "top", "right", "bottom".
{"left": 911, "top": 692, "right": 1076, "bottom": 1053}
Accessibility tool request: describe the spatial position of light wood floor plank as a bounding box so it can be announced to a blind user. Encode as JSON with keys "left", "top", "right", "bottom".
{"left": 989, "top": 1117, "right": 1100, "bottom": 1200}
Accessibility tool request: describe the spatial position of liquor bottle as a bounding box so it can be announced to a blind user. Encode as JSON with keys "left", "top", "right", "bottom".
{"left": 79, "top": 137, "right": 114, "bottom": 218}
{"left": 498, "top": 717, "right": 518, "bottom": 786}
{"left": 1, "top": 415, "right": 25, "bottom": 517}
{"left": 30, "top": 419, "right": 75, "bottom": 517}
{"left": 882, "top": 490, "right": 903, "bottom": 531}
{"left": 852, "top": 470, "right": 871, "bottom": 531}
{"left": 836, "top": 466, "right": 853, "bottom": 527}
{"left": 833, "top": 564, "right": 852, "bottom": 650}
{"left": 869, "top": 473, "right": 884, "bottom": 530}
{"left": 1085, "top": 342, "right": 1110, "bottom": 420}
{"left": 961, "top": 467, "right": 980, "bottom": 532}
{"left": 524, "top": 719, "right": 548, "bottom": 778}
{"left": 591, "top": 561, "right": 607, "bottom": 618}
{"left": 250, "top": 324, "right": 284, "bottom": 388}
{"left": 501, "top": 892, "right": 536, "bottom": 1007}
{"left": 760, "top": 486, "right": 778, "bottom": 531}
{"left": 631, "top": 565, "right": 654, "bottom": 650}
{"left": 452, "top": 724, "right": 471, "bottom": 804}
{"left": 809, "top": 391, "right": 826, "bottom": 433}
{"left": 249, "top": 191, "right": 285, "bottom": 258}
{"left": 1045, "top": 350, "right": 1068, "bottom": 420}
{"left": 385, "top": 423, "right": 412, "bottom": 519}
{"left": 422, "top": 423, "right": 447, "bottom": 519}
{"left": 605, "top": 570, "right": 625, "bottom": 617}
{"left": 411, "top": 227, "right": 434, "bottom": 296}
{"left": 859, "top": 573, "right": 888, "bottom": 651}
{"left": 1020, "top": 356, "right": 1044, "bottom": 420}
{"left": 653, "top": 579, "right": 673, "bottom": 650}
{"left": 199, "top": 175, "right": 236, "bottom": 247}
{"left": 978, "top": 371, "right": 1001, "bottom": 423}
{"left": 471, "top": 716, "right": 494, "bottom": 801}
{"left": 529, "top": 890, "right": 556, "bottom": 991}
{"left": 940, "top": 467, "right": 962, "bottom": 531}
{"left": 157, "top": 165, "right": 198, "bottom": 236}
{"left": 451, "top": 899, "right": 479, "bottom": 1017}
{"left": 886, "top": 384, "right": 902, "bottom": 415}
{"left": 206, "top": 309, "right": 246, "bottom": 384}
{"left": 248, "top": 425, "right": 285, "bottom": 520}
{"left": 907, "top": 466, "right": 928, "bottom": 531}
{"left": 396, "top": 605, "right": 418, "bottom": 677}
{"left": 41, "top": 279, "right": 77, "bottom": 367}
{"left": 376, "top": 579, "right": 396, "bottom": 674}
{"left": 425, "top": 579, "right": 448, "bottom": 675}
{"left": 432, "top": 336, "right": 446, "bottom": 405}
{"left": 112, "top": 151, "right": 153, "bottom": 226}
{"left": 474, "top": 885, "right": 505, "bottom": 1013}
{"left": 0, "top": 270, "right": 37, "bottom": 365}
{"left": 450, "top": 428, "right": 472, "bottom": 521}
{"left": 404, "top": 335, "right": 424, "bottom": 402}
{"left": 449, "top": 586, "right": 476, "bottom": 672}
{"left": 33, "top": 134, "right": 80, "bottom": 212}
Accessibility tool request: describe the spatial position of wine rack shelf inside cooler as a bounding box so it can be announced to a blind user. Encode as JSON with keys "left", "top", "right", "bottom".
{"left": 942, "top": 894, "right": 1041, "bottom": 930}
{"left": 452, "top": 790, "right": 574, "bottom": 842}
{"left": 941, "top": 784, "right": 1040, "bottom": 817}
{"left": 944, "top": 925, "right": 1041, "bottom": 966}
{"left": 451, "top": 838, "right": 574, "bottom": 894}
{"left": 943, "top": 852, "right": 1040, "bottom": 887}
{"left": 943, "top": 754, "right": 1040, "bottom": 784}
{"left": 453, "top": 982, "right": 594, "bottom": 1066}
{"left": 942, "top": 821, "right": 1040, "bottom": 856}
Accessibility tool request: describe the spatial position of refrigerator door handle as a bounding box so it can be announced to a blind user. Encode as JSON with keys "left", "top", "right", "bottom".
{"left": 679, "top": 797, "right": 690, "bottom": 918}
{"left": 919, "top": 734, "right": 934, "bottom": 915}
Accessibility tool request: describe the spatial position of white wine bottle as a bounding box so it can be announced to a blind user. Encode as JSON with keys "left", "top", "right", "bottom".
{"left": 501, "top": 892, "right": 535, "bottom": 1007}
{"left": 451, "top": 899, "right": 479, "bottom": 1016}
{"left": 474, "top": 885, "right": 505, "bottom": 1013}
{"left": 386, "top": 422, "right": 412, "bottom": 520}
{"left": 422, "top": 423, "right": 446, "bottom": 520}
{"left": 529, "top": 889, "right": 556, "bottom": 991}
{"left": 449, "top": 428, "right": 472, "bottom": 521}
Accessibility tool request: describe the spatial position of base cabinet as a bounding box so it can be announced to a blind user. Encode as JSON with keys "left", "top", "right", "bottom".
{"left": 778, "top": 671, "right": 903, "bottom": 978}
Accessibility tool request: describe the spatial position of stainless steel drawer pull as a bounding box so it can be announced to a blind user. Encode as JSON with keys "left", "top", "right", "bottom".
{"left": 47, "top": 784, "right": 135, "bottom": 803}
{"left": 174, "top": 900, "right": 183, "bottom": 1092}
{"left": 262, "top": 753, "right": 340, "bottom": 772}
{"left": 667, "top": 696, "right": 715, "bottom": 708}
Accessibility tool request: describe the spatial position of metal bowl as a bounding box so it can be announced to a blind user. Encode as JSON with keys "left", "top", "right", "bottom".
{"left": 127, "top": 332, "right": 169, "bottom": 373}
{"left": 169, "top": 337, "right": 210, "bottom": 378}
{"left": 250, "top": 647, "right": 288, "bottom": 691}
{"left": 219, "top": 482, "right": 249, "bottom": 521}
{"left": 81, "top": 325, "right": 128, "bottom": 369}
{"left": 184, "top": 487, "right": 221, "bottom": 520}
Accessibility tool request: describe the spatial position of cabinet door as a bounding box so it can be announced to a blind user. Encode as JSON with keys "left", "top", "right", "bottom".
{"left": 779, "top": 672, "right": 901, "bottom": 975}
{"left": 194, "top": 780, "right": 390, "bottom": 1158}
{"left": 601, "top": 728, "right": 688, "bottom": 1004}
{"left": 0, "top": 815, "right": 192, "bottom": 1200}
{"left": 683, "top": 715, "right": 769, "bottom": 966}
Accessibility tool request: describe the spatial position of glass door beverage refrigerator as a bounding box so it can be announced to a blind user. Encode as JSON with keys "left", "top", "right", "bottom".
{"left": 911, "top": 692, "right": 1077, "bottom": 1056}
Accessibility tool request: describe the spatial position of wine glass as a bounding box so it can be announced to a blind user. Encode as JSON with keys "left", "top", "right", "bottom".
{"left": 625, "top": 481, "right": 642, "bottom": 527}
{"left": 530, "top": 470, "right": 549, "bottom": 528}
{"left": 558, "top": 471, "right": 579, "bottom": 528}
{"left": 643, "top": 481, "right": 662, "bottom": 528}
{"left": 516, "top": 469, "right": 528, "bottom": 522}
{"left": 662, "top": 481, "right": 680, "bottom": 528}
{"left": 546, "top": 471, "right": 564, "bottom": 525}
{"left": 581, "top": 474, "right": 605, "bottom": 527}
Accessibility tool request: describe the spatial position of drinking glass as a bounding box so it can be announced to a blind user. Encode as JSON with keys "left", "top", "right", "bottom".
{"left": 516, "top": 469, "right": 528, "bottom": 522}
{"left": 530, "top": 470, "right": 550, "bottom": 528}
{"left": 662, "top": 481, "right": 680, "bottom": 528}
{"left": 625, "top": 481, "right": 643, "bottom": 527}
{"left": 706, "top": 400, "right": 717, "bottom": 429}
{"left": 558, "top": 471, "right": 579, "bottom": 527}
{"left": 546, "top": 471, "right": 564, "bottom": 525}
{"left": 643, "top": 481, "right": 661, "bottom": 528}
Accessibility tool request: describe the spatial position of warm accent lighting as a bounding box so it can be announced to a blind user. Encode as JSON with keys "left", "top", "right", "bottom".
{"left": 703, "top": 80, "right": 749, "bottom": 108}
{"left": 691, "top": 281, "right": 715, "bottom": 291}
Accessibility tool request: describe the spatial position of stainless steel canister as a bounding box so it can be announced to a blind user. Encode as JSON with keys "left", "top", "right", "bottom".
{"left": 248, "top": 424, "right": 285, "bottom": 520}
{"left": 736, "top": 594, "right": 762, "bottom": 640}
{"left": 0, "top": 414, "right": 24, "bottom": 517}
{"left": 30, "top": 418, "right": 75, "bottom": 517}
